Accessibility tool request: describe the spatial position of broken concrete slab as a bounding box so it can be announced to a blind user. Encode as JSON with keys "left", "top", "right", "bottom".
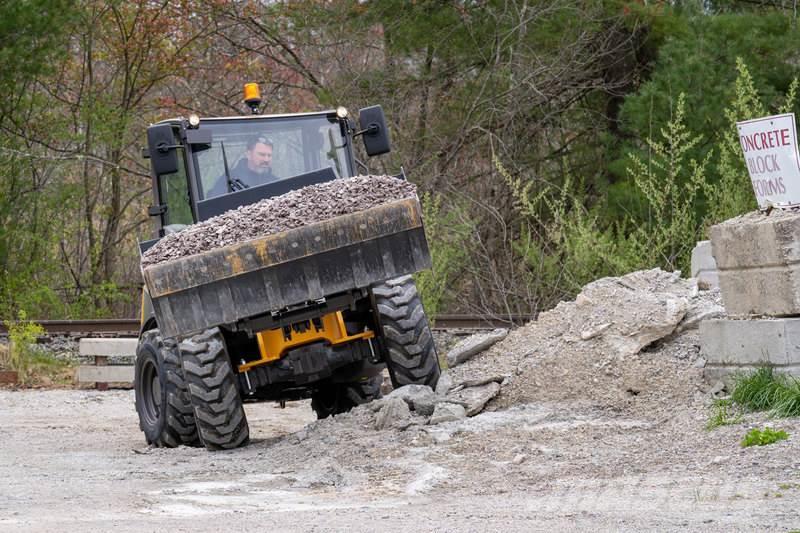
{"left": 700, "top": 317, "right": 800, "bottom": 381}
{"left": 386, "top": 384, "right": 437, "bottom": 416}
{"left": 434, "top": 371, "right": 453, "bottom": 396}
{"left": 446, "top": 328, "right": 508, "bottom": 367}
{"left": 429, "top": 402, "right": 467, "bottom": 424}
{"left": 560, "top": 269, "right": 692, "bottom": 357}
{"left": 710, "top": 210, "right": 800, "bottom": 315}
{"left": 447, "top": 382, "right": 501, "bottom": 416}
{"left": 375, "top": 397, "right": 414, "bottom": 430}
{"left": 676, "top": 301, "right": 725, "bottom": 333}
{"left": 598, "top": 297, "right": 688, "bottom": 357}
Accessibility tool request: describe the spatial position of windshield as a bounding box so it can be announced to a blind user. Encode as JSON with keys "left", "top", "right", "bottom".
{"left": 193, "top": 115, "right": 352, "bottom": 199}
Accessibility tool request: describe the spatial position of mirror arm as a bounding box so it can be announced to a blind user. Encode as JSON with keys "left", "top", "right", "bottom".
{"left": 353, "top": 124, "right": 380, "bottom": 137}
{"left": 155, "top": 142, "right": 183, "bottom": 154}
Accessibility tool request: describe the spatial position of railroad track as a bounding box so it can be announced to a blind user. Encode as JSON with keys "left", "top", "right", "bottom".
{"left": 0, "top": 314, "right": 535, "bottom": 337}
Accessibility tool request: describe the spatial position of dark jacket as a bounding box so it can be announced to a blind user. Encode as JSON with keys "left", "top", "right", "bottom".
{"left": 207, "top": 159, "right": 278, "bottom": 198}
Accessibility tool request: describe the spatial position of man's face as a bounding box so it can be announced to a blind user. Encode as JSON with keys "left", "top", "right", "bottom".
{"left": 246, "top": 142, "right": 273, "bottom": 174}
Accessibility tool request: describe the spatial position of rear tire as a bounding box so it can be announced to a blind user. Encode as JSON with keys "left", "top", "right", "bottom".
{"left": 180, "top": 328, "right": 249, "bottom": 451}
{"left": 371, "top": 275, "right": 440, "bottom": 389}
{"left": 311, "top": 375, "right": 383, "bottom": 419}
{"left": 134, "top": 329, "right": 200, "bottom": 447}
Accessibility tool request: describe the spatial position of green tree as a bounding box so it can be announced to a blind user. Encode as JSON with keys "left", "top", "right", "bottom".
{"left": 0, "top": 0, "right": 80, "bottom": 318}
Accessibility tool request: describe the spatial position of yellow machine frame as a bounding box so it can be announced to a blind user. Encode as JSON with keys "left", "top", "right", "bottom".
{"left": 237, "top": 311, "right": 374, "bottom": 372}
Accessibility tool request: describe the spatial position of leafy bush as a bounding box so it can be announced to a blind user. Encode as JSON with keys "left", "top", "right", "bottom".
{"left": 741, "top": 427, "right": 789, "bottom": 447}
{"left": 415, "top": 192, "right": 473, "bottom": 321}
{"left": 3, "top": 310, "right": 44, "bottom": 383}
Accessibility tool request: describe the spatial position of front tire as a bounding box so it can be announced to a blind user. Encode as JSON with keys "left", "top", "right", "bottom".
{"left": 180, "top": 328, "right": 249, "bottom": 451}
{"left": 371, "top": 275, "right": 440, "bottom": 389}
{"left": 134, "top": 329, "right": 200, "bottom": 447}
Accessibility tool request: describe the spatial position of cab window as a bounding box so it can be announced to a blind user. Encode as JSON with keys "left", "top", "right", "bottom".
{"left": 158, "top": 130, "right": 193, "bottom": 227}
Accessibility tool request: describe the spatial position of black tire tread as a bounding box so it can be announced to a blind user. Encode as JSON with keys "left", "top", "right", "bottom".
{"left": 372, "top": 275, "right": 440, "bottom": 388}
{"left": 180, "top": 328, "right": 249, "bottom": 451}
{"left": 135, "top": 330, "right": 200, "bottom": 447}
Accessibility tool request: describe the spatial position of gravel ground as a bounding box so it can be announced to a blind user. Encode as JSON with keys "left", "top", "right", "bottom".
{"left": 3, "top": 270, "right": 800, "bottom": 531}
{"left": 2, "top": 389, "right": 799, "bottom": 532}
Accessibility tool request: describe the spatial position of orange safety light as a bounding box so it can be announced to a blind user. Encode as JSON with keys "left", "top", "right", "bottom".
{"left": 244, "top": 83, "right": 262, "bottom": 114}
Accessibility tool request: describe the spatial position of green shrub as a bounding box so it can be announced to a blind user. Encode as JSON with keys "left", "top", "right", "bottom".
{"left": 3, "top": 310, "right": 44, "bottom": 384}
{"left": 741, "top": 427, "right": 789, "bottom": 447}
{"left": 415, "top": 192, "right": 473, "bottom": 321}
{"left": 499, "top": 60, "right": 797, "bottom": 312}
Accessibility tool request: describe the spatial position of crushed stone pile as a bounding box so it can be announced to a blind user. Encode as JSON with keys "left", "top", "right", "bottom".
{"left": 141, "top": 175, "right": 417, "bottom": 268}
{"left": 448, "top": 268, "right": 723, "bottom": 418}
{"left": 318, "top": 269, "right": 724, "bottom": 433}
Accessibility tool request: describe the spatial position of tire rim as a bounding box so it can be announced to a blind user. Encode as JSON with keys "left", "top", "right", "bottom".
{"left": 140, "top": 359, "right": 161, "bottom": 426}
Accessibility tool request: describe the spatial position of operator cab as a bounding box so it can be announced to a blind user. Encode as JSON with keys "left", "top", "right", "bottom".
{"left": 142, "top": 86, "right": 392, "bottom": 252}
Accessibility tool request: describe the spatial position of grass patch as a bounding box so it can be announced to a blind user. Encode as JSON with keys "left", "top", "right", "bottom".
{"left": 25, "top": 351, "right": 75, "bottom": 387}
{"left": 706, "top": 398, "right": 743, "bottom": 430}
{"left": 741, "top": 427, "right": 789, "bottom": 447}
{"left": 771, "top": 377, "right": 800, "bottom": 417}
{"left": 730, "top": 367, "right": 800, "bottom": 418}
{"left": 1, "top": 343, "right": 74, "bottom": 387}
{"left": 731, "top": 367, "right": 784, "bottom": 411}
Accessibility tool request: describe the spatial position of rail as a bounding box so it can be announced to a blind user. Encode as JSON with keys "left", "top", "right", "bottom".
{"left": 0, "top": 314, "right": 535, "bottom": 337}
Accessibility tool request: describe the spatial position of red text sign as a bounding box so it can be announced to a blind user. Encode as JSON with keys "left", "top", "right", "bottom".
{"left": 737, "top": 113, "right": 800, "bottom": 209}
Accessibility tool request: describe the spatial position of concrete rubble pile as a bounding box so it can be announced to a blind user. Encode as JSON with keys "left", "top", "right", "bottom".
{"left": 141, "top": 175, "right": 417, "bottom": 268}
{"left": 452, "top": 269, "right": 721, "bottom": 414}
{"left": 339, "top": 268, "right": 723, "bottom": 431}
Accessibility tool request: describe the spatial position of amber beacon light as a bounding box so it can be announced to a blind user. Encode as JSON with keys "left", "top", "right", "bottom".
{"left": 244, "top": 83, "right": 262, "bottom": 115}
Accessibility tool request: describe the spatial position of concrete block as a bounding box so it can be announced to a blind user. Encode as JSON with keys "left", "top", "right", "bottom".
{"left": 709, "top": 211, "right": 800, "bottom": 315}
{"left": 79, "top": 338, "right": 138, "bottom": 357}
{"left": 75, "top": 365, "right": 134, "bottom": 384}
{"left": 690, "top": 240, "right": 719, "bottom": 289}
{"left": 700, "top": 318, "right": 800, "bottom": 380}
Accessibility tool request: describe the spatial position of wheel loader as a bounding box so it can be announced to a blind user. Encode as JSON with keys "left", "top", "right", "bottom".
{"left": 134, "top": 86, "right": 440, "bottom": 450}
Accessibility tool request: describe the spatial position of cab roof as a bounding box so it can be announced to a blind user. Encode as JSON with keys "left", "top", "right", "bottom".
{"left": 153, "top": 109, "right": 339, "bottom": 126}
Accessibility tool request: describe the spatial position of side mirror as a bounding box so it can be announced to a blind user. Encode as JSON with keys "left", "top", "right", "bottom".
{"left": 147, "top": 124, "right": 179, "bottom": 175}
{"left": 358, "top": 105, "right": 391, "bottom": 156}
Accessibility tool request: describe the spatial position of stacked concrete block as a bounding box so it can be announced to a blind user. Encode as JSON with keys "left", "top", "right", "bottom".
{"left": 76, "top": 338, "right": 138, "bottom": 388}
{"left": 701, "top": 318, "right": 800, "bottom": 382}
{"left": 709, "top": 210, "right": 800, "bottom": 316}
{"left": 690, "top": 240, "right": 719, "bottom": 289}
{"left": 702, "top": 210, "right": 800, "bottom": 380}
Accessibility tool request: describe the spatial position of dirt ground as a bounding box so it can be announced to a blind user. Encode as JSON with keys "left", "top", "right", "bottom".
{"left": 3, "top": 270, "right": 800, "bottom": 531}
{"left": 1, "top": 387, "right": 799, "bottom": 532}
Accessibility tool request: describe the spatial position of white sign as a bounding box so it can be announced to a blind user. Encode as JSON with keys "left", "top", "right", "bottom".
{"left": 737, "top": 113, "right": 800, "bottom": 209}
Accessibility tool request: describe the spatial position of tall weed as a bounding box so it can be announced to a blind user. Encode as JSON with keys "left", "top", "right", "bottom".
{"left": 416, "top": 192, "right": 472, "bottom": 321}
{"left": 625, "top": 93, "right": 710, "bottom": 273}
{"left": 500, "top": 60, "right": 795, "bottom": 308}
